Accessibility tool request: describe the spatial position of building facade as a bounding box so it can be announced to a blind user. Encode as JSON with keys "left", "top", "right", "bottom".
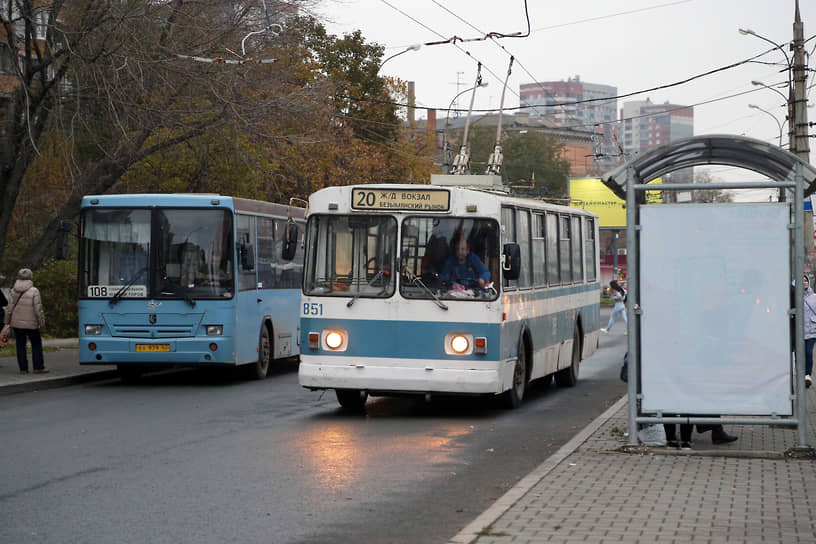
{"left": 519, "top": 76, "right": 619, "bottom": 173}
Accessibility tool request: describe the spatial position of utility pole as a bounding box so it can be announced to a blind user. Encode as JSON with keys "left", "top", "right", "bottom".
{"left": 791, "top": 0, "right": 813, "bottom": 269}
{"left": 792, "top": 0, "right": 810, "bottom": 163}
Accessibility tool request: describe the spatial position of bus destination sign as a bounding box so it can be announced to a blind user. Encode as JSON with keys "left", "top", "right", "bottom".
{"left": 351, "top": 188, "right": 450, "bottom": 211}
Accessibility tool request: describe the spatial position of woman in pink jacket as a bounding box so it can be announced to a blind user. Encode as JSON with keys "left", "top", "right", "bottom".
{"left": 4, "top": 268, "right": 47, "bottom": 374}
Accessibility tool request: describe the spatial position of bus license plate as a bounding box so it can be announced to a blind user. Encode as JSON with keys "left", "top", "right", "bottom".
{"left": 135, "top": 344, "right": 170, "bottom": 352}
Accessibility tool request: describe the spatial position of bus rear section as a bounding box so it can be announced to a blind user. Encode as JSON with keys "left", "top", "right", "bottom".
{"left": 78, "top": 194, "right": 304, "bottom": 382}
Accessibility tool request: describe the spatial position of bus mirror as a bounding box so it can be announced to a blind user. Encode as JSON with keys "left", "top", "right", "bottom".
{"left": 282, "top": 222, "right": 299, "bottom": 261}
{"left": 240, "top": 243, "right": 255, "bottom": 270}
{"left": 502, "top": 243, "right": 520, "bottom": 280}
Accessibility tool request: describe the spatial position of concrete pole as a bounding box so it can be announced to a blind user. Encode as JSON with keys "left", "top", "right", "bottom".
{"left": 792, "top": 1, "right": 813, "bottom": 270}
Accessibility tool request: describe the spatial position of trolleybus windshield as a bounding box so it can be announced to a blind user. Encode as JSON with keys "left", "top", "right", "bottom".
{"left": 400, "top": 216, "right": 499, "bottom": 301}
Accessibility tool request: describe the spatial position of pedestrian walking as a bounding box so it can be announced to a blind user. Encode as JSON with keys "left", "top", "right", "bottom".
{"left": 0, "top": 287, "right": 7, "bottom": 327}
{"left": 3, "top": 268, "right": 47, "bottom": 374}
{"left": 601, "top": 280, "right": 627, "bottom": 334}
{"left": 804, "top": 274, "right": 816, "bottom": 388}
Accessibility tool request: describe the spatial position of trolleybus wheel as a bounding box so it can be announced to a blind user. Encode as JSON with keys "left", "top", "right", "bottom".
{"left": 336, "top": 389, "right": 368, "bottom": 411}
{"left": 249, "top": 325, "right": 271, "bottom": 380}
{"left": 502, "top": 339, "right": 527, "bottom": 409}
{"left": 555, "top": 327, "right": 581, "bottom": 387}
{"left": 117, "top": 365, "right": 143, "bottom": 384}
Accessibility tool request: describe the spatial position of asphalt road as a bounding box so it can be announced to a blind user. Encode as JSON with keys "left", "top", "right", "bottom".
{"left": 1, "top": 333, "right": 627, "bottom": 544}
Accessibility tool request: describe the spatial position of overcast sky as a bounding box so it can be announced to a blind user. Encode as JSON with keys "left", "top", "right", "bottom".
{"left": 312, "top": 0, "right": 815, "bottom": 186}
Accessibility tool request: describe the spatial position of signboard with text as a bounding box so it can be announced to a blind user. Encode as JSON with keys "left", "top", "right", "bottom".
{"left": 351, "top": 188, "right": 450, "bottom": 211}
{"left": 569, "top": 177, "right": 663, "bottom": 228}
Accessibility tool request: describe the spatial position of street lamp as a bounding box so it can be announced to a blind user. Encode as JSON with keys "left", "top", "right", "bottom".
{"left": 738, "top": 29, "right": 791, "bottom": 71}
{"left": 751, "top": 80, "right": 788, "bottom": 104}
{"left": 748, "top": 104, "right": 784, "bottom": 147}
{"left": 739, "top": 28, "right": 794, "bottom": 148}
{"left": 377, "top": 44, "right": 422, "bottom": 72}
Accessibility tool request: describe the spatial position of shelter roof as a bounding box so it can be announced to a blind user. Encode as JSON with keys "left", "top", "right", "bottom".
{"left": 601, "top": 135, "right": 816, "bottom": 200}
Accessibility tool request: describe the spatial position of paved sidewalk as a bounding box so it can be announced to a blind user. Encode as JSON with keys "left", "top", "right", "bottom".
{"left": 0, "top": 338, "right": 115, "bottom": 395}
{"left": 451, "top": 390, "right": 816, "bottom": 543}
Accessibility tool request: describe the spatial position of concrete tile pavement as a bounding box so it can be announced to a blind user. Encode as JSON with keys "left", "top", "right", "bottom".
{"left": 450, "top": 392, "right": 816, "bottom": 544}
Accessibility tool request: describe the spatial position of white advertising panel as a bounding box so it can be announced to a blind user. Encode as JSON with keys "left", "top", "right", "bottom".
{"left": 640, "top": 203, "right": 791, "bottom": 415}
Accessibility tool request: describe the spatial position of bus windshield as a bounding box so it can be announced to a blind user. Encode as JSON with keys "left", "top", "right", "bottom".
{"left": 303, "top": 215, "right": 397, "bottom": 298}
{"left": 80, "top": 207, "right": 234, "bottom": 300}
{"left": 400, "top": 217, "right": 499, "bottom": 301}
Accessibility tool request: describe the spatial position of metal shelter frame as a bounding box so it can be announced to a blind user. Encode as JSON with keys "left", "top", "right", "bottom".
{"left": 602, "top": 134, "right": 816, "bottom": 453}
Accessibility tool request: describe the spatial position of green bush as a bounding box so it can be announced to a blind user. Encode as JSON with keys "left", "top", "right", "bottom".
{"left": 32, "top": 259, "right": 78, "bottom": 338}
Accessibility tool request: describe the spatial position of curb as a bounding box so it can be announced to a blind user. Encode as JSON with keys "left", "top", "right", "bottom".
{"left": 0, "top": 370, "right": 118, "bottom": 396}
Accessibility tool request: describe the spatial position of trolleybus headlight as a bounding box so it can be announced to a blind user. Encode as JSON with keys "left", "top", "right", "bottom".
{"left": 205, "top": 325, "right": 223, "bottom": 336}
{"left": 324, "top": 330, "right": 346, "bottom": 351}
{"left": 85, "top": 324, "right": 103, "bottom": 336}
{"left": 445, "top": 333, "right": 473, "bottom": 355}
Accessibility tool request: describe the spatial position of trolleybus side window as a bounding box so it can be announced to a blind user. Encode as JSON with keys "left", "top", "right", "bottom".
{"left": 571, "top": 215, "right": 583, "bottom": 283}
{"left": 237, "top": 214, "right": 256, "bottom": 291}
{"left": 532, "top": 213, "right": 546, "bottom": 287}
{"left": 559, "top": 215, "right": 572, "bottom": 283}
{"left": 501, "top": 207, "right": 516, "bottom": 290}
{"left": 585, "top": 217, "right": 596, "bottom": 281}
{"left": 546, "top": 212, "right": 559, "bottom": 285}
{"left": 516, "top": 208, "right": 532, "bottom": 289}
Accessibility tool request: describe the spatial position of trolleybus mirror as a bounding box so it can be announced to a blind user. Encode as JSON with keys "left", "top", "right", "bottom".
{"left": 502, "top": 243, "right": 520, "bottom": 280}
{"left": 282, "top": 221, "right": 299, "bottom": 261}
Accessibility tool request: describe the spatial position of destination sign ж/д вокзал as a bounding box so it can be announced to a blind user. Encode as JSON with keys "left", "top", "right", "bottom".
{"left": 351, "top": 188, "right": 450, "bottom": 211}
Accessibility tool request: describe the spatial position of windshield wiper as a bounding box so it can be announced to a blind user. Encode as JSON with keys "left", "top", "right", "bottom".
{"left": 409, "top": 275, "right": 448, "bottom": 311}
{"left": 109, "top": 267, "right": 147, "bottom": 307}
{"left": 180, "top": 287, "right": 197, "bottom": 307}
{"left": 347, "top": 270, "right": 386, "bottom": 308}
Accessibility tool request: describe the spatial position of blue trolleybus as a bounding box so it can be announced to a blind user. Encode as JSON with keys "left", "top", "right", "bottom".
{"left": 299, "top": 179, "right": 600, "bottom": 409}
{"left": 78, "top": 193, "right": 305, "bottom": 382}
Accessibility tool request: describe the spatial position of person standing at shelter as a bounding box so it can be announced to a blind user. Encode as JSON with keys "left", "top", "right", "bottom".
{"left": 804, "top": 274, "right": 816, "bottom": 388}
{"left": 601, "top": 280, "right": 627, "bottom": 334}
{"left": 3, "top": 268, "right": 47, "bottom": 374}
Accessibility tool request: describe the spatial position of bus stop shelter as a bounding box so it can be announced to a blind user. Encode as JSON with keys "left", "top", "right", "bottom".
{"left": 602, "top": 134, "right": 816, "bottom": 454}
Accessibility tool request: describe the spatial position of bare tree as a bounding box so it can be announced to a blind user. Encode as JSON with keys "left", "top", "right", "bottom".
{"left": 0, "top": 0, "right": 327, "bottom": 270}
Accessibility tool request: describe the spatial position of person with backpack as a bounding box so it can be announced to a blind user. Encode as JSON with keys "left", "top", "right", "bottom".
{"left": 601, "top": 280, "right": 627, "bottom": 334}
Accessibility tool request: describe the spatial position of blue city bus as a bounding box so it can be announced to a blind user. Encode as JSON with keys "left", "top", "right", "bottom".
{"left": 78, "top": 194, "right": 305, "bottom": 382}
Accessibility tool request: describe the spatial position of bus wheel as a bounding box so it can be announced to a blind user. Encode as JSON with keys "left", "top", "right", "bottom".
{"left": 336, "top": 389, "right": 368, "bottom": 411}
{"left": 555, "top": 328, "right": 581, "bottom": 387}
{"left": 117, "top": 365, "right": 142, "bottom": 384}
{"left": 249, "top": 326, "right": 271, "bottom": 380}
{"left": 502, "top": 339, "right": 527, "bottom": 409}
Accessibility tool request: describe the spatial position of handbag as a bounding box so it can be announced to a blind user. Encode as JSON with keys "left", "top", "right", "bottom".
{"left": 620, "top": 351, "right": 628, "bottom": 382}
{"left": 1, "top": 287, "right": 32, "bottom": 347}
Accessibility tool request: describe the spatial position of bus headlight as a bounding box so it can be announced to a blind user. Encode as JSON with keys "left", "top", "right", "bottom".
{"left": 323, "top": 329, "right": 348, "bottom": 351}
{"left": 445, "top": 333, "right": 473, "bottom": 355}
{"left": 205, "top": 325, "right": 224, "bottom": 336}
{"left": 85, "top": 324, "right": 103, "bottom": 336}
